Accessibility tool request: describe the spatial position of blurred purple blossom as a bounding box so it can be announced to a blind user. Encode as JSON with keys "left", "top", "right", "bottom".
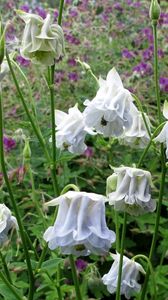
{"left": 16, "top": 55, "right": 31, "bottom": 67}
{"left": 3, "top": 136, "right": 16, "bottom": 152}
{"left": 122, "top": 49, "right": 135, "bottom": 59}
{"left": 84, "top": 147, "right": 94, "bottom": 158}
{"left": 55, "top": 70, "right": 65, "bottom": 84}
{"left": 6, "top": 24, "right": 16, "bottom": 42}
{"left": 132, "top": 1, "right": 141, "bottom": 8}
{"left": 113, "top": 3, "right": 123, "bottom": 13}
{"left": 35, "top": 7, "right": 47, "bottom": 19}
{"left": 54, "top": 9, "right": 59, "bottom": 21}
{"left": 75, "top": 259, "right": 87, "bottom": 272}
{"left": 68, "top": 72, "right": 79, "bottom": 82}
{"left": 20, "top": 4, "right": 30, "bottom": 12}
{"left": 133, "top": 62, "right": 152, "bottom": 76}
{"left": 67, "top": 58, "right": 77, "bottom": 67}
{"left": 160, "top": 78, "right": 168, "bottom": 93}
{"left": 65, "top": 33, "right": 80, "bottom": 45}
{"left": 69, "top": 8, "right": 78, "bottom": 18}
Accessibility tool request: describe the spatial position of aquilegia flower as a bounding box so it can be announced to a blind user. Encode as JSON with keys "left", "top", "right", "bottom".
{"left": 154, "top": 101, "right": 168, "bottom": 158}
{"left": 0, "top": 204, "right": 18, "bottom": 246}
{"left": 102, "top": 253, "right": 145, "bottom": 299}
{"left": 43, "top": 191, "right": 116, "bottom": 256}
{"left": 52, "top": 104, "right": 94, "bottom": 154}
{"left": 106, "top": 166, "right": 156, "bottom": 215}
{"left": 119, "top": 108, "right": 151, "bottom": 149}
{"left": 17, "top": 11, "right": 65, "bottom": 66}
{"left": 83, "top": 68, "right": 137, "bottom": 137}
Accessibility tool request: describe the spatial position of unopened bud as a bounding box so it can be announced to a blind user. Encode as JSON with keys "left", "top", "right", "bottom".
{"left": 149, "top": 0, "right": 161, "bottom": 21}
{"left": 23, "top": 139, "right": 31, "bottom": 161}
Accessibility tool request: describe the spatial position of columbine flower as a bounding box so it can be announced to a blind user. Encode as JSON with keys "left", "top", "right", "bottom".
{"left": 154, "top": 101, "right": 168, "bottom": 158}
{"left": 17, "top": 11, "right": 65, "bottom": 66}
{"left": 102, "top": 253, "right": 145, "bottom": 299}
{"left": 106, "top": 166, "right": 156, "bottom": 216}
{"left": 83, "top": 68, "right": 137, "bottom": 138}
{"left": 119, "top": 108, "right": 151, "bottom": 149}
{"left": 52, "top": 104, "right": 94, "bottom": 154}
{"left": 0, "top": 204, "right": 18, "bottom": 246}
{"left": 43, "top": 191, "right": 116, "bottom": 256}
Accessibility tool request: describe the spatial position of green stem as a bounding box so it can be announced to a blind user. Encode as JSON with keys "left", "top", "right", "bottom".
{"left": 132, "top": 254, "right": 156, "bottom": 300}
{"left": 0, "top": 93, "right": 34, "bottom": 300}
{"left": 0, "top": 252, "right": 12, "bottom": 284}
{"left": 140, "top": 20, "right": 166, "bottom": 300}
{"left": 58, "top": 0, "right": 65, "bottom": 25}
{"left": 6, "top": 50, "right": 58, "bottom": 196}
{"left": 61, "top": 184, "right": 80, "bottom": 195}
{"left": 69, "top": 255, "right": 82, "bottom": 300}
{"left": 115, "top": 212, "right": 127, "bottom": 300}
{"left": 27, "top": 164, "right": 48, "bottom": 228}
{"left": 114, "top": 211, "right": 120, "bottom": 252}
{"left": 0, "top": 272, "right": 25, "bottom": 300}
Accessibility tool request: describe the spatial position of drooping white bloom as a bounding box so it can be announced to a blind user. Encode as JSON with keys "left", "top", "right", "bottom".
{"left": 106, "top": 166, "right": 156, "bottom": 216}
{"left": 43, "top": 191, "right": 116, "bottom": 256}
{"left": 102, "top": 253, "right": 145, "bottom": 299}
{"left": 0, "top": 204, "right": 18, "bottom": 246}
{"left": 52, "top": 104, "right": 94, "bottom": 154}
{"left": 154, "top": 101, "right": 168, "bottom": 158}
{"left": 83, "top": 68, "right": 136, "bottom": 137}
{"left": 17, "top": 11, "right": 65, "bottom": 66}
{"left": 120, "top": 107, "right": 151, "bottom": 149}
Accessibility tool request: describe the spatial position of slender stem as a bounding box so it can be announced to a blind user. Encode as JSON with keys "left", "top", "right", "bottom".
{"left": 0, "top": 93, "right": 34, "bottom": 300}
{"left": 140, "top": 20, "right": 166, "bottom": 299}
{"left": 0, "top": 252, "right": 12, "bottom": 284}
{"left": 140, "top": 151, "right": 166, "bottom": 300}
{"left": 0, "top": 272, "right": 25, "bottom": 300}
{"left": 58, "top": 0, "right": 65, "bottom": 25}
{"left": 69, "top": 255, "right": 82, "bottom": 300}
{"left": 132, "top": 254, "right": 156, "bottom": 300}
{"left": 115, "top": 212, "right": 127, "bottom": 300}
{"left": 6, "top": 50, "right": 58, "bottom": 196}
{"left": 61, "top": 184, "right": 80, "bottom": 195}
{"left": 114, "top": 211, "right": 120, "bottom": 252}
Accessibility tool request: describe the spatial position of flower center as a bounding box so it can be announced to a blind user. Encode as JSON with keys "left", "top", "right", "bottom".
{"left": 101, "top": 116, "right": 108, "bottom": 126}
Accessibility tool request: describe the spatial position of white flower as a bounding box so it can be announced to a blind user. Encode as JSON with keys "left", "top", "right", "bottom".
{"left": 102, "top": 253, "right": 145, "bottom": 299}
{"left": 43, "top": 191, "right": 116, "bottom": 256}
{"left": 83, "top": 68, "right": 136, "bottom": 137}
{"left": 0, "top": 204, "right": 18, "bottom": 246}
{"left": 17, "top": 11, "right": 65, "bottom": 66}
{"left": 106, "top": 166, "right": 156, "bottom": 216}
{"left": 120, "top": 108, "right": 151, "bottom": 149}
{"left": 154, "top": 101, "right": 168, "bottom": 158}
{"left": 52, "top": 104, "right": 94, "bottom": 154}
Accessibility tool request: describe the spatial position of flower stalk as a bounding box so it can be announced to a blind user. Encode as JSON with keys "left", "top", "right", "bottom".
{"left": 69, "top": 255, "right": 82, "bottom": 300}
{"left": 115, "top": 212, "right": 127, "bottom": 300}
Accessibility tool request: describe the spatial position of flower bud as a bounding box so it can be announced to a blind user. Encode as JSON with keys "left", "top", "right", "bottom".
{"left": 0, "top": 20, "right": 5, "bottom": 65}
{"left": 149, "top": 0, "right": 161, "bottom": 21}
{"left": 23, "top": 139, "right": 31, "bottom": 161}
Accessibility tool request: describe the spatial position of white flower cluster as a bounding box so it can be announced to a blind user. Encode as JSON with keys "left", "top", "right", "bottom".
{"left": 0, "top": 204, "right": 17, "bottom": 246}
{"left": 17, "top": 11, "right": 65, "bottom": 66}
{"left": 53, "top": 68, "right": 150, "bottom": 154}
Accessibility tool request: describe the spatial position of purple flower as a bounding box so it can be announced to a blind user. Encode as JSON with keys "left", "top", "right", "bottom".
{"left": 5, "top": 24, "right": 16, "bottom": 42}
{"left": 16, "top": 55, "right": 31, "bottom": 67}
{"left": 65, "top": 33, "right": 80, "bottom": 45}
{"left": 142, "top": 48, "right": 153, "bottom": 61}
{"left": 55, "top": 70, "right": 65, "bottom": 84}
{"left": 34, "top": 7, "right": 47, "bottom": 19}
{"left": 113, "top": 3, "right": 123, "bottom": 12}
{"left": 54, "top": 9, "right": 59, "bottom": 21}
{"left": 67, "top": 58, "right": 77, "bottom": 67}
{"left": 133, "top": 62, "right": 152, "bottom": 76}
{"left": 160, "top": 77, "right": 168, "bottom": 92}
{"left": 69, "top": 8, "right": 78, "bottom": 18}
{"left": 3, "top": 136, "right": 16, "bottom": 152}
{"left": 75, "top": 259, "right": 88, "bottom": 272}
{"left": 132, "top": 1, "right": 141, "bottom": 8}
{"left": 84, "top": 147, "right": 94, "bottom": 158}
{"left": 20, "top": 4, "right": 30, "bottom": 13}
{"left": 68, "top": 72, "right": 79, "bottom": 82}
{"left": 122, "top": 49, "right": 135, "bottom": 59}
